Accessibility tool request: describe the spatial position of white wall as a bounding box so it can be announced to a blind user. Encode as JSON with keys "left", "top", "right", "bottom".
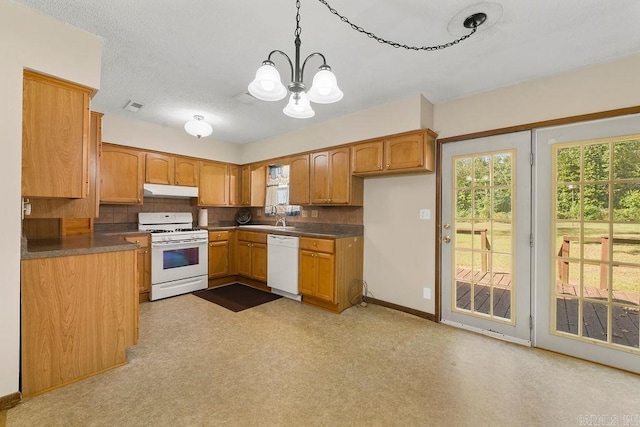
{"left": 434, "top": 54, "right": 640, "bottom": 138}
{"left": 102, "top": 114, "right": 242, "bottom": 164}
{"left": 0, "top": 0, "right": 102, "bottom": 397}
{"left": 241, "top": 94, "right": 425, "bottom": 163}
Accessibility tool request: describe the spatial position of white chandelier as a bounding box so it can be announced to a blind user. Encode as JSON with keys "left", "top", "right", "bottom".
{"left": 184, "top": 115, "right": 213, "bottom": 138}
{"left": 248, "top": 0, "right": 342, "bottom": 119}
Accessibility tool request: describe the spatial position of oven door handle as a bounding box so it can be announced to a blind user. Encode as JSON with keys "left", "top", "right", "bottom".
{"left": 151, "top": 239, "right": 207, "bottom": 248}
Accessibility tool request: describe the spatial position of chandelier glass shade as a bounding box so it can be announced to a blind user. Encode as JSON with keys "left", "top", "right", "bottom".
{"left": 248, "top": 0, "right": 342, "bottom": 119}
{"left": 184, "top": 115, "right": 213, "bottom": 138}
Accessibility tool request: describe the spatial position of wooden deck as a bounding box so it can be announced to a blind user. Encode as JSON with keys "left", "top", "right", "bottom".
{"left": 454, "top": 269, "right": 639, "bottom": 348}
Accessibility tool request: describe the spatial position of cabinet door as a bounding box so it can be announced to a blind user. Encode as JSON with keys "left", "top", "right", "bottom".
{"left": 315, "top": 252, "right": 335, "bottom": 302}
{"left": 145, "top": 153, "right": 174, "bottom": 184}
{"left": 250, "top": 165, "right": 267, "bottom": 207}
{"left": 237, "top": 241, "right": 252, "bottom": 277}
{"left": 175, "top": 157, "right": 199, "bottom": 187}
{"left": 101, "top": 145, "right": 144, "bottom": 204}
{"left": 299, "top": 249, "right": 317, "bottom": 296}
{"left": 208, "top": 241, "right": 229, "bottom": 278}
{"left": 251, "top": 242, "right": 268, "bottom": 282}
{"left": 124, "top": 235, "right": 150, "bottom": 294}
{"left": 22, "top": 71, "right": 91, "bottom": 199}
{"left": 327, "top": 148, "right": 351, "bottom": 204}
{"left": 26, "top": 111, "right": 102, "bottom": 218}
{"left": 198, "top": 161, "right": 229, "bottom": 206}
{"left": 289, "top": 154, "right": 310, "bottom": 205}
{"left": 228, "top": 165, "right": 241, "bottom": 206}
{"left": 352, "top": 141, "right": 383, "bottom": 173}
{"left": 384, "top": 133, "right": 424, "bottom": 171}
{"left": 310, "top": 151, "right": 330, "bottom": 204}
{"left": 241, "top": 165, "right": 251, "bottom": 206}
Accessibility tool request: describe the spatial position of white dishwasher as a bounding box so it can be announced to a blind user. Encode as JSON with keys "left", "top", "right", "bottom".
{"left": 267, "top": 234, "right": 301, "bottom": 301}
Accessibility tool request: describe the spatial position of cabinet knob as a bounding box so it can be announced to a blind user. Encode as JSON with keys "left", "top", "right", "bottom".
{"left": 313, "top": 242, "right": 317, "bottom": 246}
{"left": 144, "top": 250, "right": 148, "bottom": 254}
{"left": 217, "top": 234, "right": 221, "bottom": 238}
{"left": 378, "top": 165, "right": 382, "bottom": 169}
{"left": 386, "top": 164, "right": 390, "bottom": 168}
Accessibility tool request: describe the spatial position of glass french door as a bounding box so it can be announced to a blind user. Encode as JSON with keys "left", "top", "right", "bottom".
{"left": 535, "top": 114, "right": 640, "bottom": 374}
{"left": 441, "top": 131, "right": 532, "bottom": 344}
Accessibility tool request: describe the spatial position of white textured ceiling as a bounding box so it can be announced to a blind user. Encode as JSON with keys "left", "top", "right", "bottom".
{"left": 13, "top": 0, "right": 640, "bottom": 144}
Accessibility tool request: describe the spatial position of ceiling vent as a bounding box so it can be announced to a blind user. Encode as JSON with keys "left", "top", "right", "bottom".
{"left": 123, "top": 100, "right": 144, "bottom": 112}
{"left": 233, "top": 91, "right": 256, "bottom": 105}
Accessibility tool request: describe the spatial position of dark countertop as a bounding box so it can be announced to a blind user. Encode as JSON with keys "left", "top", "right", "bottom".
{"left": 204, "top": 224, "right": 364, "bottom": 238}
{"left": 22, "top": 233, "right": 141, "bottom": 260}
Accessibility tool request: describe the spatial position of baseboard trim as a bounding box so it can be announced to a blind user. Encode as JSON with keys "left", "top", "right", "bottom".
{"left": 0, "top": 391, "right": 21, "bottom": 411}
{"left": 367, "top": 298, "right": 436, "bottom": 321}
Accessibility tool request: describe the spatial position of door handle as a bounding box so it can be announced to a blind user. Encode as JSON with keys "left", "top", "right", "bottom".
{"left": 443, "top": 236, "right": 451, "bottom": 243}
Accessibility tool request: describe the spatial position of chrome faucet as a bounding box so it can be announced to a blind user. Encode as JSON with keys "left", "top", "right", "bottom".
{"left": 272, "top": 206, "right": 286, "bottom": 226}
{"left": 275, "top": 214, "right": 286, "bottom": 227}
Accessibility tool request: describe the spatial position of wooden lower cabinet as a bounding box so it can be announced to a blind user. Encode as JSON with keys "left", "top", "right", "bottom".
{"left": 209, "top": 230, "right": 236, "bottom": 279}
{"left": 237, "top": 231, "right": 267, "bottom": 282}
{"left": 299, "top": 236, "right": 363, "bottom": 313}
{"left": 21, "top": 250, "right": 137, "bottom": 397}
{"left": 123, "top": 234, "right": 151, "bottom": 302}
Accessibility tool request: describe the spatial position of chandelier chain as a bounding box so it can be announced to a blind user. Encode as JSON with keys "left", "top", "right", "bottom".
{"left": 316, "top": 0, "right": 477, "bottom": 51}
{"left": 295, "top": 0, "right": 302, "bottom": 37}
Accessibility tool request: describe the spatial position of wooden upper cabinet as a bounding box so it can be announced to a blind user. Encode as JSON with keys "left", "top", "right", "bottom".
{"left": 26, "top": 111, "right": 102, "bottom": 218}
{"left": 145, "top": 153, "right": 174, "bottom": 185}
{"left": 351, "top": 141, "right": 384, "bottom": 173}
{"left": 327, "top": 148, "right": 350, "bottom": 204}
{"left": 198, "top": 161, "right": 229, "bottom": 206}
{"left": 240, "top": 164, "right": 267, "bottom": 207}
{"left": 145, "top": 154, "right": 198, "bottom": 186}
{"left": 310, "top": 147, "right": 362, "bottom": 205}
{"left": 175, "top": 157, "right": 199, "bottom": 187}
{"left": 351, "top": 129, "right": 436, "bottom": 176}
{"left": 228, "top": 164, "right": 241, "bottom": 206}
{"left": 100, "top": 144, "right": 144, "bottom": 204}
{"left": 22, "top": 70, "right": 92, "bottom": 199}
{"left": 384, "top": 133, "right": 424, "bottom": 170}
{"left": 289, "top": 154, "right": 310, "bottom": 205}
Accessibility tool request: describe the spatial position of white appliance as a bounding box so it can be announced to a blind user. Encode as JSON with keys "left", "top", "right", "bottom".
{"left": 267, "top": 234, "right": 301, "bottom": 301}
{"left": 138, "top": 212, "right": 208, "bottom": 301}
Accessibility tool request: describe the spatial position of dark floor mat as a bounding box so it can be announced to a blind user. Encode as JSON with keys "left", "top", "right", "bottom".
{"left": 192, "top": 283, "right": 281, "bottom": 312}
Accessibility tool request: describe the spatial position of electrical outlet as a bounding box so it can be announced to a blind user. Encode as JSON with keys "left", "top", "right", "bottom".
{"left": 419, "top": 209, "right": 431, "bottom": 220}
{"left": 301, "top": 210, "right": 308, "bottom": 218}
{"left": 311, "top": 210, "right": 318, "bottom": 218}
{"left": 257, "top": 209, "right": 262, "bottom": 217}
{"left": 423, "top": 287, "right": 431, "bottom": 300}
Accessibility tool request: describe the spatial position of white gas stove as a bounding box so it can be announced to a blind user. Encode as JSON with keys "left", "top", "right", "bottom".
{"left": 138, "top": 212, "right": 208, "bottom": 300}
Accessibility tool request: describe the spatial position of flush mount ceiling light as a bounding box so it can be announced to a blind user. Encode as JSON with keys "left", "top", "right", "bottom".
{"left": 249, "top": 0, "right": 487, "bottom": 119}
{"left": 248, "top": 0, "right": 343, "bottom": 119}
{"left": 184, "top": 115, "right": 213, "bottom": 138}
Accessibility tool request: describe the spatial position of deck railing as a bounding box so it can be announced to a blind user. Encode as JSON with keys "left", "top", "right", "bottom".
{"left": 557, "top": 235, "right": 640, "bottom": 289}
{"left": 457, "top": 229, "right": 491, "bottom": 272}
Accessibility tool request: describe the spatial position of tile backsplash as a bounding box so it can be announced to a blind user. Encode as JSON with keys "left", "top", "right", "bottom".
{"left": 95, "top": 198, "right": 363, "bottom": 230}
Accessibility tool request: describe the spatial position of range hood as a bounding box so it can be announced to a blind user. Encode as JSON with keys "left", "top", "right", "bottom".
{"left": 143, "top": 183, "right": 198, "bottom": 198}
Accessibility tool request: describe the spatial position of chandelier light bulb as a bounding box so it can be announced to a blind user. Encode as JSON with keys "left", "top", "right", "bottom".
{"left": 283, "top": 92, "right": 315, "bottom": 119}
{"left": 307, "top": 67, "right": 343, "bottom": 104}
{"left": 248, "top": 62, "right": 287, "bottom": 101}
{"left": 184, "top": 115, "right": 213, "bottom": 138}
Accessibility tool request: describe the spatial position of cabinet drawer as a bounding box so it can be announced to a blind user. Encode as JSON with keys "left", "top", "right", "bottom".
{"left": 208, "top": 230, "right": 230, "bottom": 241}
{"left": 123, "top": 234, "right": 150, "bottom": 248}
{"left": 237, "top": 231, "right": 267, "bottom": 244}
{"left": 299, "top": 237, "right": 334, "bottom": 253}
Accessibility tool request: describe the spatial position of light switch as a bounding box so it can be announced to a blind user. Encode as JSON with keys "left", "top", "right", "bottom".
{"left": 419, "top": 209, "right": 431, "bottom": 220}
